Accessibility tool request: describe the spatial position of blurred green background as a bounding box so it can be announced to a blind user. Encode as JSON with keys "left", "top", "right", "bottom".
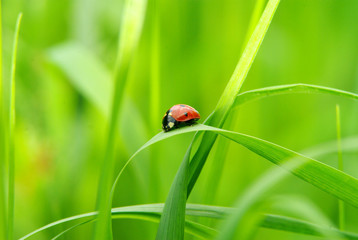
{"left": 3, "top": 0, "right": 358, "bottom": 239}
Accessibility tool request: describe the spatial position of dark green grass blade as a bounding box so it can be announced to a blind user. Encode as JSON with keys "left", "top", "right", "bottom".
{"left": 187, "top": 0, "right": 281, "bottom": 198}
{"left": 19, "top": 203, "right": 358, "bottom": 240}
{"left": 155, "top": 144, "right": 192, "bottom": 239}
{"left": 112, "top": 124, "right": 358, "bottom": 209}
{"left": 158, "top": 0, "right": 281, "bottom": 238}
{"left": 234, "top": 83, "right": 358, "bottom": 108}
{"left": 7, "top": 13, "right": 22, "bottom": 240}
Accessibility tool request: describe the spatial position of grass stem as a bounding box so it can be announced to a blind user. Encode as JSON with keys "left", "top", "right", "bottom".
{"left": 7, "top": 13, "right": 23, "bottom": 240}
{"left": 335, "top": 104, "right": 345, "bottom": 230}
{"left": 0, "top": 0, "right": 7, "bottom": 238}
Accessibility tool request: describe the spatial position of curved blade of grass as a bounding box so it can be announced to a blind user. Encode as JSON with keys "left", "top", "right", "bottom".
{"left": 19, "top": 203, "right": 358, "bottom": 240}
{"left": 52, "top": 217, "right": 215, "bottom": 240}
{"left": 234, "top": 83, "right": 358, "bottom": 108}
{"left": 7, "top": 13, "right": 22, "bottom": 240}
{"left": 93, "top": 0, "right": 147, "bottom": 238}
{"left": 107, "top": 124, "right": 358, "bottom": 238}
{"left": 215, "top": 160, "right": 302, "bottom": 240}
{"left": 215, "top": 161, "right": 342, "bottom": 240}
{"left": 268, "top": 195, "right": 343, "bottom": 239}
{"left": 112, "top": 124, "right": 358, "bottom": 210}
{"left": 20, "top": 204, "right": 217, "bottom": 240}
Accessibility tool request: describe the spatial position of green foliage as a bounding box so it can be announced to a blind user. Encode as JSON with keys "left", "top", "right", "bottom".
{"left": 3, "top": 0, "right": 358, "bottom": 239}
{"left": 18, "top": 203, "right": 358, "bottom": 240}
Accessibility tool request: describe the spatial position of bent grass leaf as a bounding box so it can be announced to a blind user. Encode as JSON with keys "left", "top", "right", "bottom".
{"left": 234, "top": 83, "right": 358, "bottom": 108}
{"left": 111, "top": 124, "right": 358, "bottom": 210}
{"left": 19, "top": 203, "right": 358, "bottom": 240}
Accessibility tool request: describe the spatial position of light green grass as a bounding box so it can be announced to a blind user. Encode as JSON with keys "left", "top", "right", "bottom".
{"left": 0, "top": 0, "right": 5, "bottom": 237}
{"left": 19, "top": 203, "right": 358, "bottom": 240}
{"left": 5, "top": 0, "right": 358, "bottom": 239}
{"left": 156, "top": 0, "right": 281, "bottom": 238}
{"left": 336, "top": 104, "right": 345, "bottom": 230}
{"left": 7, "top": 13, "right": 23, "bottom": 240}
{"left": 93, "top": 0, "right": 147, "bottom": 239}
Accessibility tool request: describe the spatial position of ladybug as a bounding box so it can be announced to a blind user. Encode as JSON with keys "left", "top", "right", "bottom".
{"left": 162, "top": 104, "right": 200, "bottom": 132}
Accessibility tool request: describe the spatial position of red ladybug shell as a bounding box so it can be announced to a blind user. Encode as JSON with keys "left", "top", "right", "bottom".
{"left": 169, "top": 104, "right": 200, "bottom": 121}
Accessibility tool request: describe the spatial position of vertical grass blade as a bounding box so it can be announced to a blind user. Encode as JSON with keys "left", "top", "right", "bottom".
{"left": 187, "top": 0, "right": 281, "bottom": 196}
{"left": 149, "top": 0, "right": 161, "bottom": 202}
{"left": 7, "top": 13, "right": 22, "bottom": 240}
{"left": 155, "top": 144, "right": 191, "bottom": 239}
{"left": 149, "top": 0, "right": 160, "bottom": 130}
{"left": 336, "top": 104, "right": 345, "bottom": 230}
{"left": 205, "top": 0, "right": 265, "bottom": 205}
{"left": 157, "top": 1, "right": 281, "bottom": 237}
{"left": 0, "top": 0, "right": 6, "bottom": 238}
{"left": 93, "top": 0, "right": 147, "bottom": 239}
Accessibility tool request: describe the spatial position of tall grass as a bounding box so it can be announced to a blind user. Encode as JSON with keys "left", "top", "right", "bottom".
{"left": 4, "top": 0, "right": 358, "bottom": 239}
{"left": 7, "top": 13, "right": 23, "bottom": 240}
{"left": 336, "top": 104, "right": 345, "bottom": 230}
{"left": 0, "top": 0, "right": 6, "bottom": 238}
{"left": 93, "top": 0, "right": 147, "bottom": 238}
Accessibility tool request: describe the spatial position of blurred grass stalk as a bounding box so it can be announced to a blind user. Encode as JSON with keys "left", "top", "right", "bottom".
{"left": 336, "top": 104, "right": 345, "bottom": 230}
{"left": 93, "top": 0, "right": 147, "bottom": 239}
{"left": 7, "top": 13, "right": 23, "bottom": 240}
{"left": 149, "top": 0, "right": 161, "bottom": 201}
{"left": 0, "top": 0, "right": 6, "bottom": 238}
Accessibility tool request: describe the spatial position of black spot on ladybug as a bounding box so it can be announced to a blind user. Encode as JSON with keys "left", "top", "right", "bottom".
{"left": 184, "top": 112, "right": 188, "bottom": 117}
{"left": 180, "top": 104, "right": 186, "bottom": 107}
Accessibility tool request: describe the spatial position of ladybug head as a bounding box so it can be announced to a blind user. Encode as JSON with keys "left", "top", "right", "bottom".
{"left": 162, "top": 111, "right": 177, "bottom": 132}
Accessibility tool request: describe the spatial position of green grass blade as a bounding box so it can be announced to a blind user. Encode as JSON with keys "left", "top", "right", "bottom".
{"left": 336, "top": 105, "right": 345, "bottom": 230}
{"left": 187, "top": 0, "right": 281, "bottom": 198}
{"left": 7, "top": 13, "right": 22, "bottom": 240}
{"left": 19, "top": 203, "right": 358, "bottom": 240}
{"left": 215, "top": 160, "right": 303, "bottom": 240}
{"left": 113, "top": 124, "right": 358, "bottom": 209}
{"left": 205, "top": 0, "right": 265, "bottom": 206}
{"left": 155, "top": 143, "right": 191, "bottom": 239}
{"left": 148, "top": 0, "right": 161, "bottom": 202}
{"left": 19, "top": 204, "right": 217, "bottom": 240}
{"left": 262, "top": 214, "right": 358, "bottom": 240}
{"left": 158, "top": 0, "right": 281, "bottom": 238}
{"left": 234, "top": 83, "right": 358, "bottom": 108}
{"left": 93, "top": 0, "right": 147, "bottom": 238}
{"left": 149, "top": 0, "right": 160, "bottom": 130}
{"left": 0, "top": 0, "right": 6, "bottom": 238}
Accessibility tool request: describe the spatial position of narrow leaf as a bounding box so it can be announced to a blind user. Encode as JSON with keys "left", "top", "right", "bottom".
{"left": 19, "top": 203, "right": 358, "bottom": 240}
{"left": 234, "top": 83, "right": 358, "bottom": 108}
